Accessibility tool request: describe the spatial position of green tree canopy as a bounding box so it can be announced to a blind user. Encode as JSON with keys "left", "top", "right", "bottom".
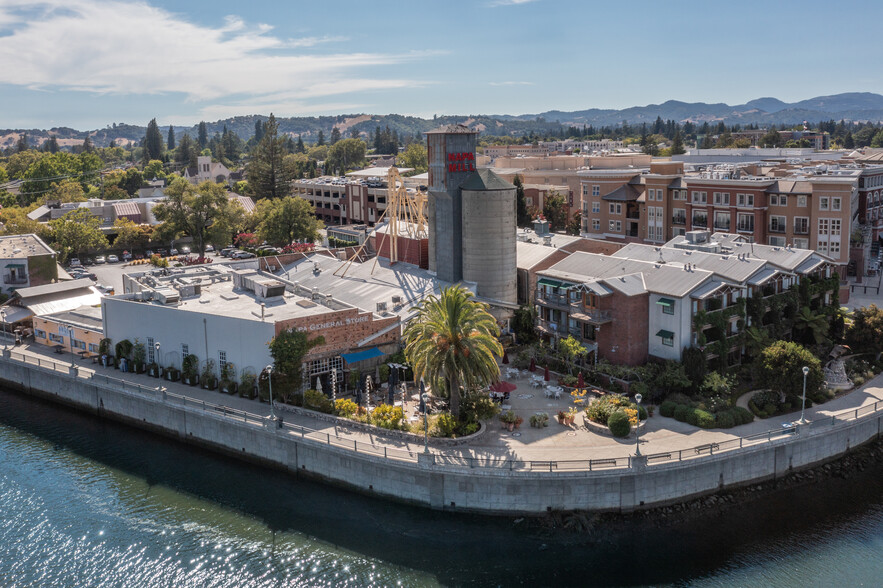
{"left": 845, "top": 304, "right": 883, "bottom": 355}
{"left": 397, "top": 142, "right": 428, "bottom": 174}
{"left": 326, "top": 138, "right": 366, "bottom": 175}
{"left": 542, "top": 191, "right": 568, "bottom": 232}
{"left": 50, "top": 208, "right": 109, "bottom": 262}
{"left": 254, "top": 196, "right": 323, "bottom": 246}
{"left": 153, "top": 178, "right": 244, "bottom": 257}
{"left": 247, "top": 114, "right": 292, "bottom": 199}
{"left": 558, "top": 335, "right": 587, "bottom": 374}
{"left": 268, "top": 329, "right": 325, "bottom": 400}
{"left": 759, "top": 340, "right": 824, "bottom": 399}
{"left": 404, "top": 285, "right": 502, "bottom": 419}
{"left": 143, "top": 118, "right": 165, "bottom": 162}
{"left": 112, "top": 218, "right": 150, "bottom": 251}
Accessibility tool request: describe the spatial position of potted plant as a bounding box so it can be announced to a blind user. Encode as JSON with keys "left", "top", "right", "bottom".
{"left": 201, "top": 359, "right": 218, "bottom": 390}
{"left": 239, "top": 372, "right": 257, "bottom": 398}
{"left": 530, "top": 412, "right": 549, "bottom": 428}
{"left": 558, "top": 407, "right": 577, "bottom": 426}
{"left": 147, "top": 362, "right": 160, "bottom": 377}
{"left": 132, "top": 340, "right": 147, "bottom": 373}
{"left": 220, "top": 362, "right": 237, "bottom": 394}
{"left": 115, "top": 339, "right": 133, "bottom": 370}
{"left": 181, "top": 354, "right": 199, "bottom": 386}
{"left": 165, "top": 366, "right": 180, "bottom": 382}
{"left": 500, "top": 410, "right": 519, "bottom": 431}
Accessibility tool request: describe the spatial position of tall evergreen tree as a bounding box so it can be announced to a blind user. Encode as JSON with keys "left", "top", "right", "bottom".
{"left": 295, "top": 134, "right": 305, "bottom": 153}
{"left": 254, "top": 119, "right": 265, "bottom": 143}
{"left": 197, "top": 121, "right": 208, "bottom": 149}
{"left": 15, "top": 133, "right": 28, "bottom": 153}
{"left": 316, "top": 130, "right": 325, "bottom": 146}
{"left": 82, "top": 136, "right": 94, "bottom": 153}
{"left": 671, "top": 130, "right": 685, "bottom": 155}
{"left": 330, "top": 126, "right": 341, "bottom": 144}
{"left": 144, "top": 118, "right": 165, "bottom": 162}
{"left": 167, "top": 125, "right": 176, "bottom": 150}
{"left": 514, "top": 174, "right": 530, "bottom": 227}
{"left": 247, "top": 114, "right": 291, "bottom": 199}
{"left": 350, "top": 127, "right": 360, "bottom": 139}
{"left": 176, "top": 133, "right": 198, "bottom": 169}
{"left": 46, "top": 136, "right": 60, "bottom": 153}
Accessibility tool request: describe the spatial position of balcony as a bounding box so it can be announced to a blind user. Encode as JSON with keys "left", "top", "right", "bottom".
{"left": 736, "top": 223, "right": 754, "bottom": 233}
{"left": 713, "top": 221, "right": 731, "bottom": 231}
{"left": 535, "top": 292, "right": 577, "bottom": 311}
{"left": 692, "top": 217, "right": 707, "bottom": 228}
{"left": 672, "top": 216, "right": 686, "bottom": 225}
{"left": 570, "top": 308, "right": 612, "bottom": 325}
{"left": 3, "top": 274, "right": 27, "bottom": 285}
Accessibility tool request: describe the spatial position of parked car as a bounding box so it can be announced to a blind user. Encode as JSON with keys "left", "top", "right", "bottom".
{"left": 145, "top": 249, "right": 155, "bottom": 258}
{"left": 204, "top": 244, "right": 214, "bottom": 252}
{"left": 122, "top": 251, "right": 132, "bottom": 261}
{"left": 156, "top": 248, "right": 168, "bottom": 257}
{"left": 68, "top": 258, "right": 82, "bottom": 268}
{"left": 95, "top": 255, "right": 106, "bottom": 264}
{"left": 169, "top": 248, "right": 179, "bottom": 256}
{"left": 180, "top": 246, "right": 191, "bottom": 254}
{"left": 220, "top": 247, "right": 236, "bottom": 257}
{"left": 107, "top": 254, "right": 119, "bottom": 263}
{"left": 96, "top": 284, "right": 114, "bottom": 295}
{"left": 231, "top": 251, "right": 256, "bottom": 259}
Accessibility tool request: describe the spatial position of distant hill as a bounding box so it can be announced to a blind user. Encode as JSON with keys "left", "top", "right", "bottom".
{"left": 3, "top": 92, "right": 883, "bottom": 150}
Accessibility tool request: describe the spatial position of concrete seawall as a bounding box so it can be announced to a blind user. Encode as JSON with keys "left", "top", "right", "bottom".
{"left": 1, "top": 354, "right": 880, "bottom": 515}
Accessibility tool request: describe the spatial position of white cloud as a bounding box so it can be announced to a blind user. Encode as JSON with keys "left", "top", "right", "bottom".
{"left": 490, "top": 81, "right": 534, "bottom": 86}
{"left": 0, "top": 0, "right": 425, "bottom": 111}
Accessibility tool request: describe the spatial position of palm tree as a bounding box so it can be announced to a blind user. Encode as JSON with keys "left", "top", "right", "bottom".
{"left": 795, "top": 306, "right": 829, "bottom": 345}
{"left": 404, "top": 286, "right": 502, "bottom": 420}
{"left": 743, "top": 326, "right": 771, "bottom": 360}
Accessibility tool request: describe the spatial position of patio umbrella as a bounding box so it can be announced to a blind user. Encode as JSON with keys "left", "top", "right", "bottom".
{"left": 355, "top": 380, "right": 363, "bottom": 406}
{"left": 502, "top": 351, "right": 509, "bottom": 365}
{"left": 418, "top": 379, "right": 426, "bottom": 414}
{"left": 315, "top": 377, "right": 323, "bottom": 395}
{"left": 490, "top": 381, "right": 517, "bottom": 394}
{"left": 528, "top": 357, "right": 536, "bottom": 372}
{"left": 577, "top": 372, "right": 584, "bottom": 388}
{"left": 544, "top": 366, "right": 550, "bottom": 382}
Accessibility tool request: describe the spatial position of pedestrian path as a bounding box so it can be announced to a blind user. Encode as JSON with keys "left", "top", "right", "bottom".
{"left": 6, "top": 341, "right": 883, "bottom": 464}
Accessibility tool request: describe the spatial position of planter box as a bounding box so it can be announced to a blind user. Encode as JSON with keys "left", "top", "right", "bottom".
{"left": 147, "top": 367, "right": 159, "bottom": 378}
{"left": 220, "top": 382, "right": 238, "bottom": 395}
{"left": 202, "top": 379, "right": 217, "bottom": 390}
{"left": 165, "top": 371, "right": 179, "bottom": 382}
{"left": 182, "top": 375, "right": 199, "bottom": 386}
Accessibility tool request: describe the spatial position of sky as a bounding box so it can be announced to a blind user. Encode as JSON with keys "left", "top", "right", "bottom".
{"left": 0, "top": 0, "right": 882, "bottom": 130}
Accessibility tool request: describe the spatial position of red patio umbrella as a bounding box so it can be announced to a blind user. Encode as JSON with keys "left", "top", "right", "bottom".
{"left": 577, "top": 372, "right": 584, "bottom": 388}
{"left": 502, "top": 351, "right": 509, "bottom": 364}
{"left": 528, "top": 357, "right": 536, "bottom": 372}
{"left": 544, "top": 366, "right": 550, "bottom": 382}
{"left": 490, "top": 381, "right": 517, "bottom": 394}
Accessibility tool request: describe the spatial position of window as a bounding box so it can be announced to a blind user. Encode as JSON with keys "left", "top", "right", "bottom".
{"left": 692, "top": 209, "right": 707, "bottom": 227}
{"left": 737, "top": 193, "right": 754, "bottom": 207}
{"left": 672, "top": 208, "right": 686, "bottom": 225}
{"left": 769, "top": 236, "right": 786, "bottom": 247}
{"left": 592, "top": 219, "right": 600, "bottom": 231}
{"left": 592, "top": 185, "right": 600, "bottom": 196}
{"left": 776, "top": 194, "right": 787, "bottom": 206}
{"left": 147, "top": 337, "right": 155, "bottom": 364}
{"left": 72, "top": 339, "right": 86, "bottom": 350}
{"left": 794, "top": 217, "right": 809, "bottom": 234}
{"left": 832, "top": 197, "right": 841, "bottom": 211}
{"left": 830, "top": 219, "right": 841, "bottom": 235}
{"left": 657, "top": 330, "right": 674, "bottom": 346}
{"left": 692, "top": 191, "right": 707, "bottom": 204}
{"left": 609, "top": 203, "right": 622, "bottom": 215}
{"left": 829, "top": 240, "right": 841, "bottom": 255}
{"left": 49, "top": 333, "right": 64, "bottom": 344}
{"left": 658, "top": 298, "right": 675, "bottom": 315}
{"left": 713, "top": 211, "right": 731, "bottom": 231}
{"left": 818, "top": 218, "right": 829, "bottom": 235}
{"left": 582, "top": 185, "right": 588, "bottom": 196}
{"left": 647, "top": 189, "right": 654, "bottom": 201}
{"left": 591, "top": 201, "right": 600, "bottom": 213}
{"left": 797, "top": 195, "right": 807, "bottom": 207}
{"left": 35, "top": 329, "right": 46, "bottom": 339}
{"left": 769, "top": 215, "right": 786, "bottom": 233}
{"left": 737, "top": 213, "right": 754, "bottom": 232}
{"left": 89, "top": 343, "right": 99, "bottom": 353}
{"left": 819, "top": 197, "right": 829, "bottom": 211}
{"left": 793, "top": 238, "right": 809, "bottom": 249}
{"left": 182, "top": 344, "right": 189, "bottom": 358}
{"left": 608, "top": 220, "right": 622, "bottom": 232}
{"left": 219, "top": 350, "right": 227, "bottom": 370}
{"left": 713, "top": 192, "right": 730, "bottom": 205}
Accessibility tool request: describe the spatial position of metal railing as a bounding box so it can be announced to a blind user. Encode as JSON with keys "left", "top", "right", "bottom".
{"left": 1, "top": 349, "right": 881, "bottom": 474}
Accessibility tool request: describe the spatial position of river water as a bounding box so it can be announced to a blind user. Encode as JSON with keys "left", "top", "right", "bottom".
{"left": 1, "top": 388, "right": 881, "bottom": 587}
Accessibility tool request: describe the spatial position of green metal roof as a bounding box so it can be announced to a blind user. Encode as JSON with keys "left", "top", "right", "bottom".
{"left": 537, "top": 278, "right": 563, "bottom": 288}
{"left": 655, "top": 298, "right": 675, "bottom": 307}
{"left": 656, "top": 329, "right": 675, "bottom": 339}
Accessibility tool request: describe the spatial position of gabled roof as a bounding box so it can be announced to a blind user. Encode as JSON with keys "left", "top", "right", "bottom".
{"left": 612, "top": 243, "right": 768, "bottom": 284}
{"left": 602, "top": 183, "right": 641, "bottom": 202}
{"left": 459, "top": 168, "right": 514, "bottom": 191}
{"left": 15, "top": 278, "right": 95, "bottom": 299}
{"left": 765, "top": 180, "right": 813, "bottom": 194}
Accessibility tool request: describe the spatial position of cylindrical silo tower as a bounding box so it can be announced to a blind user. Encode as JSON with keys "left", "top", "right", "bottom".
{"left": 460, "top": 169, "right": 517, "bottom": 305}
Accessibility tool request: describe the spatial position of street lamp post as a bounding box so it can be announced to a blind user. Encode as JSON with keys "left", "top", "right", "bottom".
{"left": 266, "top": 364, "right": 276, "bottom": 420}
{"left": 154, "top": 342, "right": 161, "bottom": 374}
{"left": 331, "top": 368, "right": 337, "bottom": 406}
{"left": 422, "top": 392, "right": 429, "bottom": 455}
{"left": 1, "top": 309, "right": 7, "bottom": 349}
{"left": 800, "top": 365, "right": 810, "bottom": 424}
{"left": 634, "top": 393, "right": 643, "bottom": 457}
{"left": 67, "top": 324, "right": 75, "bottom": 367}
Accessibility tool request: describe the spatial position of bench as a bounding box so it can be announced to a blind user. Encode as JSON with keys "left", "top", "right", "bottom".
{"left": 646, "top": 453, "right": 672, "bottom": 463}
{"left": 694, "top": 443, "right": 720, "bottom": 455}
{"left": 589, "top": 458, "right": 619, "bottom": 469}
{"left": 531, "top": 461, "right": 557, "bottom": 471}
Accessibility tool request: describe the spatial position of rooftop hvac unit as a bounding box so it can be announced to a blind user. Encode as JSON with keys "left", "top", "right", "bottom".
{"left": 391, "top": 295, "right": 402, "bottom": 304}
{"left": 376, "top": 301, "right": 387, "bottom": 312}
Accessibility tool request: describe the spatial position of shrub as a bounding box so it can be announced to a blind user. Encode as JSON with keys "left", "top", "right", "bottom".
{"left": 436, "top": 412, "right": 458, "bottom": 437}
{"left": 732, "top": 406, "right": 755, "bottom": 425}
{"left": 763, "top": 403, "right": 777, "bottom": 415}
{"left": 660, "top": 400, "right": 678, "bottom": 418}
{"left": 752, "top": 390, "right": 780, "bottom": 407}
{"left": 692, "top": 409, "right": 716, "bottom": 429}
{"left": 458, "top": 422, "right": 479, "bottom": 436}
{"left": 668, "top": 392, "right": 693, "bottom": 405}
{"left": 530, "top": 413, "right": 549, "bottom": 428}
{"left": 812, "top": 393, "right": 828, "bottom": 405}
{"left": 586, "top": 395, "right": 643, "bottom": 425}
{"left": 182, "top": 354, "right": 199, "bottom": 378}
{"left": 372, "top": 404, "right": 404, "bottom": 430}
{"left": 303, "top": 388, "right": 333, "bottom": 413}
{"left": 607, "top": 411, "right": 631, "bottom": 438}
{"left": 674, "top": 404, "right": 692, "bottom": 422}
{"left": 334, "top": 398, "right": 359, "bottom": 418}
{"left": 715, "top": 410, "right": 736, "bottom": 429}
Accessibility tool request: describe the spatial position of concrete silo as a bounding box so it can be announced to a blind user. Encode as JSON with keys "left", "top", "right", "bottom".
{"left": 460, "top": 169, "right": 517, "bottom": 305}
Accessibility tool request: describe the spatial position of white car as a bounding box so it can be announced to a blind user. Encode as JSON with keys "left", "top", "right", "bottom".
{"left": 94, "top": 255, "right": 106, "bottom": 264}
{"left": 180, "top": 246, "right": 191, "bottom": 254}
{"left": 204, "top": 244, "right": 214, "bottom": 252}
{"left": 107, "top": 254, "right": 119, "bottom": 263}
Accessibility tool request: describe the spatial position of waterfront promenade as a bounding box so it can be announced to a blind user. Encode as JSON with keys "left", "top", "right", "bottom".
{"left": 7, "top": 340, "right": 883, "bottom": 465}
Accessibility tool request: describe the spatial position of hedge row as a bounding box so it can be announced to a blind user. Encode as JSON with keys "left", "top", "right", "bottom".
{"left": 660, "top": 401, "right": 753, "bottom": 429}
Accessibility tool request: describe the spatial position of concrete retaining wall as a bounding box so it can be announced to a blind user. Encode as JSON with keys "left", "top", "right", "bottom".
{"left": 1, "top": 356, "right": 880, "bottom": 515}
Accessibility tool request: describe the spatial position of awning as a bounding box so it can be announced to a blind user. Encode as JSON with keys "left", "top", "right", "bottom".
{"left": 655, "top": 298, "right": 675, "bottom": 307}
{"left": 341, "top": 347, "right": 385, "bottom": 364}
{"left": 656, "top": 329, "right": 675, "bottom": 339}
{"left": 537, "top": 278, "right": 562, "bottom": 289}
{"left": 5, "top": 263, "right": 24, "bottom": 269}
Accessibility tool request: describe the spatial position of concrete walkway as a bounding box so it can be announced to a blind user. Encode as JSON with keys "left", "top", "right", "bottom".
{"left": 7, "top": 341, "right": 883, "bottom": 464}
